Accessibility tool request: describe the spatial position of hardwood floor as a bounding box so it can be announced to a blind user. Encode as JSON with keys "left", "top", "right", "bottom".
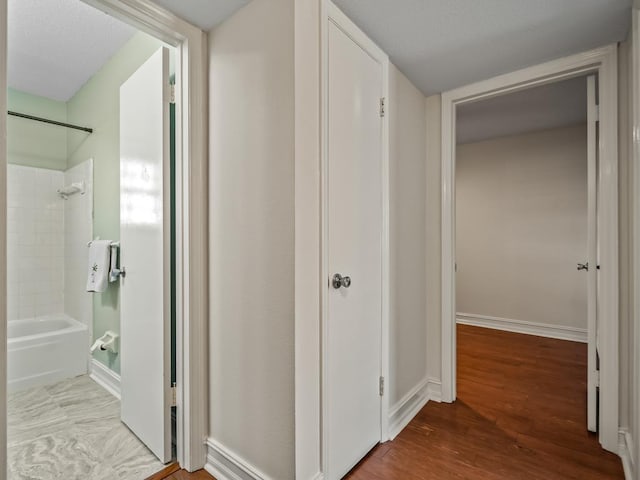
{"left": 145, "top": 465, "right": 214, "bottom": 480}
{"left": 346, "top": 324, "right": 624, "bottom": 480}
{"left": 149, "top": 325, "right": 624, "bottom": 480}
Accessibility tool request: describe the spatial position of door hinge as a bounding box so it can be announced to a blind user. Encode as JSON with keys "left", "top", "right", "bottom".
{"left": 594, "top": 105, "right": 600, "bottom": 122}
{"left": 594, "top": 370, "right": 600, "bottom": 388}
{"left": 170, "top": 84, "right": 176, "bottom": 104}
{"left": 171, "top": 382, "right": 177, "bottom": 407}
{"left": 379, "top": 97, "right": 386, "bottom": 117}
{"left": 379, "top": 376, "right": 385, "bottom": 396}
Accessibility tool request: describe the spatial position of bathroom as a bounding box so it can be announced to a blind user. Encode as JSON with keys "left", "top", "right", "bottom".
{"left": 6, "top": 0, "right": 175, "bottom": 478}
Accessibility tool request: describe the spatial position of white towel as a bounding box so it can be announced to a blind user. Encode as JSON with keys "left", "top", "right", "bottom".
{"left": 86, "top": 240, "right": 111, "bottom": 293}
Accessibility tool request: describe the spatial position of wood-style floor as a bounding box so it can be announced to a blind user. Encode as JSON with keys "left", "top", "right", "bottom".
{"left": 152, "top": 325, "right": 624, "bottom": 480}
{"left": 145, "top": 464, "right": 214, "bottom": 480}
{"left": 346, "top": 324, "right": 624, "bottom": 479}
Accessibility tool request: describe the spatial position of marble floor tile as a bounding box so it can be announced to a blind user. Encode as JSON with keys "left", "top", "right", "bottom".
{"left": 8, "top": 375, "right": 168, "bottom": 480}
{"left": 8, "top": 429, "right": 101, "bottom": 479}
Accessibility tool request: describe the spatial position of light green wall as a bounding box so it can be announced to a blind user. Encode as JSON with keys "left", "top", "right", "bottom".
{"left": 7, "top": 88, "right": 68, "bottom": 170}
{"left": 67, "top": 32, "right": 164, "bottom": 373}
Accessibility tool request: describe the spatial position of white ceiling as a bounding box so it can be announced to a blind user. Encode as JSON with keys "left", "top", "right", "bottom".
{"left": 7, "top": 0, "right": 631, "bottom": 102}
{"left": 8, "top": 0, "right": 137, "bottom": 101}
{"left": 456, "top": 76, "right": 587, "bottom": 144}
{"left": 333, "top": 0, "right": 631, "bottom": 95}
{"left": 151, "top": 0, "right": 251, "bottom": 31}
{"left": 7, "top": 0, "right": 251, "bottom": 102}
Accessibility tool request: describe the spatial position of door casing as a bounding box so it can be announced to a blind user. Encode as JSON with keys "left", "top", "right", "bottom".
{"left": 0, "top": 0, "right": 209, "bottom": 472}
{"left": 440, "top": 45, "right": 619, "bottom": 453}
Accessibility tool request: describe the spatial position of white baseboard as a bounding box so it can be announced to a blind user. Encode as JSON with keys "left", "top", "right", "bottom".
{"left": 387, "top": 377, "right": 442, "bottom": 440}
{"left": 426, "top": 378, "right": 442, "bottom": 403}
{"left": 388, "top": 378, "right": 429, "bottom": 440}
{"left": 205, "top": 438, "right": 274, "bottom": 480}
{"left": 456, "top": 313, "right": 587, "bottom": 343}
{"left": 89, "top": 358, "right": 121, "bottom": 400}
{"left": 619, "top": 429, "right": 635, "bottom": 480}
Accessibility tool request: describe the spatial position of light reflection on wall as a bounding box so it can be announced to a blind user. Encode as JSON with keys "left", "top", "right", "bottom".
{"left": 121, "top": 159, "right": 162, "bottom": 226}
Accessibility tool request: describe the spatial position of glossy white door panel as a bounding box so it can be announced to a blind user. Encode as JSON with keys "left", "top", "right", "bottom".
{"left": 325, "top": 20, "right": 383, "bottom": 479}
{"left": 119, "top": 47, "right": 171, "bottom": 463}
{"left": 586, "top": 75, "right": 598, "bottom": 433}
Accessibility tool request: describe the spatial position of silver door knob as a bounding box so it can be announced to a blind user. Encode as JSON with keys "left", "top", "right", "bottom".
{"left": 577, "top": 263, "right": 589, "bottom": 271}
{"left": 332, "top": 273, "right": 351, "bottom": 289}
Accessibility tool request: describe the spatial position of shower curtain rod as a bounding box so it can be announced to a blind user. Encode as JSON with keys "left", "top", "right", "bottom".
{"left": 7, "top": 110, "right": 93, "bottom": 134}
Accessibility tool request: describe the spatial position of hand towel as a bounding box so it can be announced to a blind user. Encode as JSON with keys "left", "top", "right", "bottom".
{"left": 86, "top": 240, "right": 111, "bottom": 293}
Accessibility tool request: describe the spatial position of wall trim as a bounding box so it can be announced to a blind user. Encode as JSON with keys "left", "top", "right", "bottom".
{"left": 619, "top": 429, "right": 635, "bottom": 480}
{"left": 456, "top": 313, "right": 588, "bottom": 343}
{"left": 388, "top": 378, "right": 429, "bottom": 440}
{"left": 632, "top": 8, "right": 640, "bottom": 477}
{"left": 0, "top": 1, "right": 7, "bottom": 474}
{"left": 204, "top": 438, "right": 274, "bottom": 480}
{"left": 426, "top": 377, "right": 442, "bottom": 403}
{"left": 387, "top": 377, "right": 441, "bottom": 440}
{"left": 89, "top": 358, "right": 121, "bottom": 400}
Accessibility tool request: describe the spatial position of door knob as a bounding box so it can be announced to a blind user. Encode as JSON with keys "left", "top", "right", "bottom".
{"left": 577, "top": 262, "right": 589, "bottom": 271}
{"left": 332, "top": 273, "right": 352, "bottom": 289}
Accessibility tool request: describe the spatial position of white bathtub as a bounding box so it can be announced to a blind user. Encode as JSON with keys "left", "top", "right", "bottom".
{"left": 8, "top": 314, "right": 89, "bottom": 392}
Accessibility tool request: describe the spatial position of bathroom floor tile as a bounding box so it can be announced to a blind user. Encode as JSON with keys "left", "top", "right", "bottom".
{"left": 8, "top": 429, "right": 100, "bottom": 480}
{"left": 8, "top": 375, "right": 168, "bottom": 480}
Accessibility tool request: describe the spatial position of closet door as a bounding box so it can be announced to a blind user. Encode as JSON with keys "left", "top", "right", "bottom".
{"left": 119, "top": 47, "right": 172, "bottom": 463}
{"left": 325, "top": 19, "right": 384, "bottom": 479}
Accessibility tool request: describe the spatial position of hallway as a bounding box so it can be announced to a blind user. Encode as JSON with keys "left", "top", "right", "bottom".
{"left": 346, "top": 325, "right": 624, "bottom": 479}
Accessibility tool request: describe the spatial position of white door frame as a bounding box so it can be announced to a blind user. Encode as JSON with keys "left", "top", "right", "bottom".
{"left": 0, "top": 1, "right": 7, "bottom": 475}
{"left": 440, "top": 45, "right": 619, "bottom": 452}
{"left": 319, "top": 1, "right": 390, "bottom": 476}
{"left": 632, "top": 7, "right": 640, "bottom": 474}
{"left": 0, "top": 0, "right": 209, "bottom": 472}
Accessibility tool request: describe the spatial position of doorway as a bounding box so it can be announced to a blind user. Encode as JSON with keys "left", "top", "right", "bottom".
{"left": 1, "top": 0, "right": 209, "bottom": 475}
{"left": 440, "top": 45, "right": 619, "bottom": 452}
{"left": 5, "top": 0, "right": 175, "bottom": 476}
{"left": 454, "top": 72, "right": 606, "bottom": 455}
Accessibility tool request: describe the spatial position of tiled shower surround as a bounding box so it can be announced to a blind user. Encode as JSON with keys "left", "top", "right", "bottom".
{"left": 7, "top": 161, "right": 93, "bottom": 324}
{"left": 7, "top": 165, "right": 65, "bottom": 320}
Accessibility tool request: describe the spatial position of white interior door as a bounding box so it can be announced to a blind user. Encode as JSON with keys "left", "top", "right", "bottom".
{"left": 325, "top": 21, "right": 383, "bottom": 480}
{"left": 586, "top": 74, "right": 599, "bottom": 433}
{"left": 119, "top": 47, "right": 172, "bottom": 463}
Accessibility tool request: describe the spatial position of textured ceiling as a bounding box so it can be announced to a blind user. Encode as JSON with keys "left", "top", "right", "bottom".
{"left": 9, "top": 0, "right": 631, "bottom": 101}
{"left": 150, "top": 0, "right": 251, "bottom": 31}
{"left": 8, "top": 0, "right": 137, "bottom": 101}
{"left": 333, "top": 0, "right": 631, "bottom": 95}
{"left": 456, "top": 76, "right": 587, "bottom": 145}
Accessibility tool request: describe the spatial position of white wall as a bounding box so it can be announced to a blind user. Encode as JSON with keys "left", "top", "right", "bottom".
{"left": 456, "top": 125, "right": 588, "bottom": 332}
{"left": 7, "top": 165, "right": 64, "bottom": 320}
{"left": 208, "top": 0, "right": 295, "bottom": 478}
{"left": 63, "top": 159, "right": 93, "bottom": 331}
{"left": 389, "top": 64, "right": 428, "bottom": 405}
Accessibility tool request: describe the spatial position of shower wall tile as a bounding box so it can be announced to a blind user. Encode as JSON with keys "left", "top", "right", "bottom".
{"left": 64, "top": 159, "right": 93, "bottom": 331}
{"left": 7, "top": 165, "right": 65, "bottom": 320}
